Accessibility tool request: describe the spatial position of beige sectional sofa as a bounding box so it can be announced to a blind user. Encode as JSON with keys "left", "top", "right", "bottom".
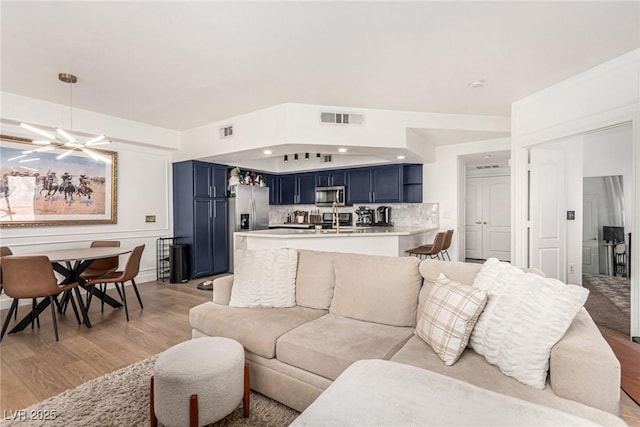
{"left": 189, "top": 250, "right": 623, "bottom": 425}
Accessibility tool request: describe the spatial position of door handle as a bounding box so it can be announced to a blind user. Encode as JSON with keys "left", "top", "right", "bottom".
{"left": 213, "top": 201, "right": 217, "bottom": 218}
{"left": 483, "top": 221, "right": 488, "bottom": 225}
{"left": 475, "top": 221, "right": 482, "bottom": 224}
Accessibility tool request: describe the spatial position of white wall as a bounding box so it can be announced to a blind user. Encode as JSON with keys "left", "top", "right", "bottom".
{"left": 0, "top": 96, "right": 175, "bottom": 310}
{"left": 423, "top": 137, "right": 511, "bottom": 261}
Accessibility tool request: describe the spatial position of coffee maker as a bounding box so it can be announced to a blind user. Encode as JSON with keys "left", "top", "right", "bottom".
{"left": 354, "top": 206, "right": 375, "bottom": 226}
{"left": 375, "top": 206, "right": 392, "bottom": 226}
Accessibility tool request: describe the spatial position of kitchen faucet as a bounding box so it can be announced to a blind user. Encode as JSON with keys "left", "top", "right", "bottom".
{"left": 332, "top": 199, "right": 340, "bottom": 233}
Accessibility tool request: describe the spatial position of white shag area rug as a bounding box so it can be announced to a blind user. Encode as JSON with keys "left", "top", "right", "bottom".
{"left": 1, "top": 355, "right": 299, "bottom": 427}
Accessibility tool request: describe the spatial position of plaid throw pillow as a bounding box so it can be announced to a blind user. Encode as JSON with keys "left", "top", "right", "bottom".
{"left": 416, "top": 273, "right": 488, "bottom": 366}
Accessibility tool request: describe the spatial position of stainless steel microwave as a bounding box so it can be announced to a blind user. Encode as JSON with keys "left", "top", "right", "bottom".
{"left": 315, "top": 186, "right": 348, "bottom": 207}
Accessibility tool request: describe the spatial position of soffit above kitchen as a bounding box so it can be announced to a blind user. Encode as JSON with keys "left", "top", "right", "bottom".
{"left": 1, "top": 2, "right": 638, "bottom": 131}
{"left": 178, "top": 103, "right": 511, "bottom": 173}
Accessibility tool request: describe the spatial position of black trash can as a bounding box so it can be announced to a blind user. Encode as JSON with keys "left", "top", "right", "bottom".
{"left": 169, "top": 244, "right": 189, "bottom": 283}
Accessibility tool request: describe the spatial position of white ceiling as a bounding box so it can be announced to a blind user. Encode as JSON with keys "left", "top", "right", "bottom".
{"left": 1, "top": 1, "right": 638, "bottom": 133}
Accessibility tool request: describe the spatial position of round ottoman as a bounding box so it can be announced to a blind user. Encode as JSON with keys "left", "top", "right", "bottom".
{"left": 150, "top": 337, "right": 249, "bottom": 427}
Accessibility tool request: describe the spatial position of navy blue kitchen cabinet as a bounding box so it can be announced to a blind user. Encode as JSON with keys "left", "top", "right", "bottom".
{"left": 347, "top": 168, "right": 373, "bottom": 203}
{"left": 278, "top": 175, "right": 297, "bottom": 204}
{"left": 278, "top": 173, "right": 315, "bottom": 204}
{"left": 273, "top": 164, "right": 421, "bottom": 205}
{"left": 266, "top": 174, "right": 280, "bottom": 205}
{"left": 371, "top": 165, "right": 403, "bottom": 203}
{"left": 316, "top": 170, "right": 346, "bottom": 187}
{"left": 173, "top": 160, "right": 228, "bottom": 278}
{"left": 403, "top": 164, "right": 423, "bottom": 203}
{"left": 194, "top": 161, "right": 227, "bottom": 199}
{"left": 298, "top": 173, "right": 317, "bottom": 204}
{"left": 347, "top": 165, "right": 405, "bottom": 204}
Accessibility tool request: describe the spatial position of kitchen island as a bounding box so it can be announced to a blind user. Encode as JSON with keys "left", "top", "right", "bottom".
{"left": 233, "top": 226, "right": 438, "bottom": 258}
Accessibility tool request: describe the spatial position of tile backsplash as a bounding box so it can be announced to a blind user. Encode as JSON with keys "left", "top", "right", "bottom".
{"left": 269, "top": 203, "right": 439, "bottom": 228}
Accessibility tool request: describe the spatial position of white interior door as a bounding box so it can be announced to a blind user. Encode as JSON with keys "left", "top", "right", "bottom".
{"left": 582, "top": 194, "right": 599, "bottom": 274}
{"left": 482, "top": 176, "right": 511, "bottom": 261}
{"left": 530, "top": 148, "right": 566, "bottom": 281}
{"left": 465, "top": 178, "right": 483, "bottom": 259}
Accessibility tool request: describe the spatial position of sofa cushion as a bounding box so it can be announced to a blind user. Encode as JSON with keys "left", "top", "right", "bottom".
{"left": 390, "top": 336, "right": 623, "bottom": 426}
{"left": 189, "top": 302, "right": 327, "bottom": 358}
{"left": 415, "top": 273, "right": 487, "bottom": 366}
{"left": 470, "top": 258, "right": 589, "bottom": 389}
{"left": 295, "top": 250, "right": 336, "bottom": 310}
{"left": 277, "top": 313, "right": 414, "bottom": 380}
{"left": 230, "top": 248, "right": 298, "bottom": 308}
{"left": 329, "top": 253, "right": 421, "bottom": 327}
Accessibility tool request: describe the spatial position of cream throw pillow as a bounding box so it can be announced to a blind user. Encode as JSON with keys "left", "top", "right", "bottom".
{"left": 416, "top": 274, "right": 487, "bottom": 366}
{"left": 470, "top": 258, "right": 589, "bottom": 389}
{"left": 229, "top": 248, "right": 298, "bottom": 308}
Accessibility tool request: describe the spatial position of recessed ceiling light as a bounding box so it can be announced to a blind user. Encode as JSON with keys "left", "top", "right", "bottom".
{"left": 263, "top": 150, "right": 272, "bottom": 155}
{"left": 482, "top": 154, "right": 492, "bottom": 159}
{"left": 468, "top": 79, "right": 485, "bottom": 89}
{"left": 397, "top": 155, "right": 406, "bottom": 160}
{"left": 338, "top": 148, "right": 347, "bottom": 153}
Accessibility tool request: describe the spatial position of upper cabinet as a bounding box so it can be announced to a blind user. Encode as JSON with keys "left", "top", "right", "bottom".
{"left": 316, "top": 170, "right": 346, "bottom": 187}
{"left": 271, "top": 164, "right": 422, "bottom": 205}
{"left": 347, "top": 165, "right": 403, "bottom": 204}
{"left": 371, "top": 165, "right": 403, "bottom": 203}
{"left": 277, "top": 173, "right": 316, "bottom": 205}
{"left": 194, "top": 161, "right": 227, "bottom": 199}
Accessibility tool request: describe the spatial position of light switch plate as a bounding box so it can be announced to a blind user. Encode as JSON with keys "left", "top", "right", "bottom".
{"left": 145, "top": 215, "right": 156, "bottom": 223}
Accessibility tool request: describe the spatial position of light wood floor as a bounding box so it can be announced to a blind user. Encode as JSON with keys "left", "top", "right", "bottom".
{"left": 1, "top": 279, "right": 639, "bottom": 425}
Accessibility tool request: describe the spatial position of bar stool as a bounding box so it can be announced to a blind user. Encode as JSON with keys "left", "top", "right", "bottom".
{"left": 440, "top": 229, "right": 454, "bottom": 261}
{"left": 405, "top": 232, "right": 446, "bottom": 260}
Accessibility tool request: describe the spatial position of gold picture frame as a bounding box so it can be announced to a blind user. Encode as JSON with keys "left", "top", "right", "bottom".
{"left": 0, "top": 135, "right": 118, "bottom": 227}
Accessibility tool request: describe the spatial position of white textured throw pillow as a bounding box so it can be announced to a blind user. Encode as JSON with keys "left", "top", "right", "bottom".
{"left": 416, "top": 274, "right": 487, "bottom": 366}
{"left": 230, "top": 248, "right": 298, "bottom": 308}
{"left": 470, "top": 258, "right": 589, "bottom": 389}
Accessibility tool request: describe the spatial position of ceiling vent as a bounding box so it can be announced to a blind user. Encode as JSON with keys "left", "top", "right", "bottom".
{"left": 219, "top": 125, "right": 233, "bottom": 138}
{"left": 475, "top": 164, "right": 500, "bottom": 169}
{"left": 320, "top": 112, "right": 365, "bottom": 126}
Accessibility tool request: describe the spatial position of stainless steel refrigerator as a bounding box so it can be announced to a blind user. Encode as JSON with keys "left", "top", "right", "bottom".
{"left": 228, "top": 185, "right": 269, "bottom": 271}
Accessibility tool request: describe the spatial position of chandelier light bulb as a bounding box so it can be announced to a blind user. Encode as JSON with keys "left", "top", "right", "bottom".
{"left": 20, "top": 123, "right": 55, "bottom": 140}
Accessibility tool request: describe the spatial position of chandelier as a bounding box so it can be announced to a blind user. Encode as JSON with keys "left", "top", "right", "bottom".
{"left": 19, "top": 73, "right": 112, "bottom": 163}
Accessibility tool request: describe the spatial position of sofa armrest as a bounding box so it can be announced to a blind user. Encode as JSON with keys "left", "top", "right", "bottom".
{"left": 213, "top": 275, "right": 234, "bottom": 305}
{"left": 549, "top": 308, "right": 621, "bottom": 415}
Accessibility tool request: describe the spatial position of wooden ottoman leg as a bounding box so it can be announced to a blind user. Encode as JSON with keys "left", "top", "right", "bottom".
{"left": 243, "top": 363, "right": 250, "bottom": 418}
{"left": 150, "top": 376, "right": 157, "bottom": 427}
{"left": 190, "top": 394, "right": 198, "bottom": 427}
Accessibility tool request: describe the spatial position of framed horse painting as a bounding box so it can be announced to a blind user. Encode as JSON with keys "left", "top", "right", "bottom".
{"left": 0, "top": 135, "right": 118, "bottom": 227}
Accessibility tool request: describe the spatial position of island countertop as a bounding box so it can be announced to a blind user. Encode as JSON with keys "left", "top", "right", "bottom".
{"left": 231, "top": 226, "right": 439, "bottom": 260}
{"left": 235, "top": 226, "right": 438, "bottom": 239}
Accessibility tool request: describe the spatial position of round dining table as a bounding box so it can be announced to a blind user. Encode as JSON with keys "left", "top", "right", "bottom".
{"left": 6, "top": 246, "right": 133, "bottom": 334}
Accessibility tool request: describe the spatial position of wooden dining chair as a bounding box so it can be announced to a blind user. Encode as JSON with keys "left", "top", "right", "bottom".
{"left": 0, "top": 256, "right": 86, "bottom": 342}
{"left": 0, "top": 246, "right": 20, "bottom": 322}
{"left": 85, "top": 245, "right": 145, "bottom": 321}
{"left": 81, "top": 240, "right": 121, "bottom": 312}
{"left": 405, "top": 232, "right": 446, "bottom": 260}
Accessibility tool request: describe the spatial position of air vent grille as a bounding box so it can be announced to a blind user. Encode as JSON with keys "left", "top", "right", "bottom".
{"left": 219, "top": 125, "right": 233, "bottom": 138}
{"left": 320, "top": 112, "right": 364, "bottom": 125}
{"left": 475, "top": 164, "right": 500, "bottom": 169}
